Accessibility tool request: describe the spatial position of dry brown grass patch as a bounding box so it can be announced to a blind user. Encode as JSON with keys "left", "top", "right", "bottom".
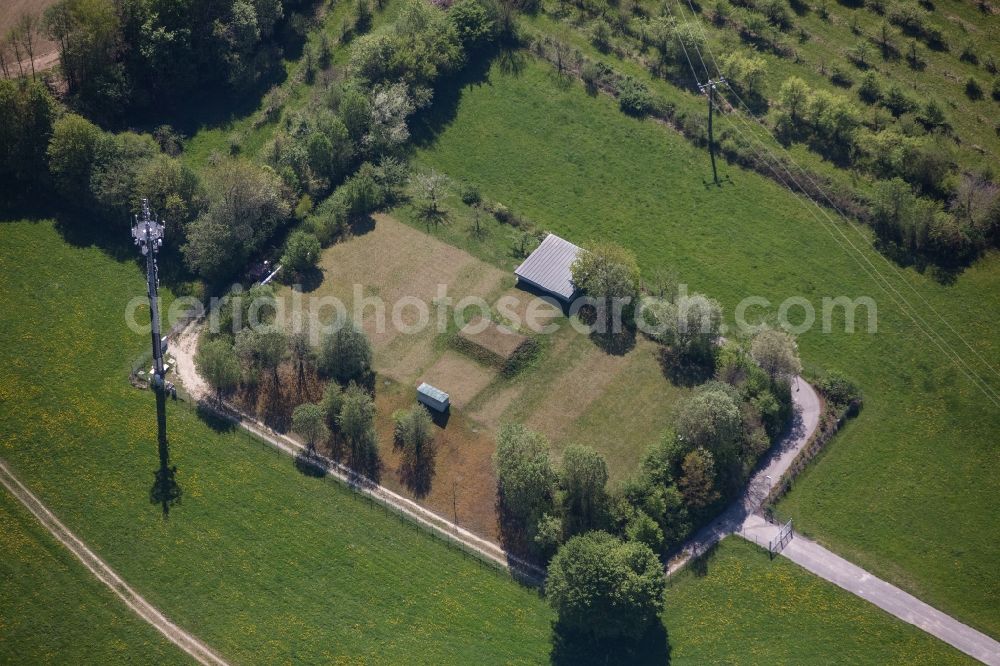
{"left": 418, "top": 351, "right": 497, "bottom": 409}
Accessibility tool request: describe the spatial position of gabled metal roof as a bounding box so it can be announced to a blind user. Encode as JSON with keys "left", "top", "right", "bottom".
{"left": 417, "top": 382, "right": 449, "bottom": 403}
{"left": 514, "top": 234, "right": 582, "bottom": 301}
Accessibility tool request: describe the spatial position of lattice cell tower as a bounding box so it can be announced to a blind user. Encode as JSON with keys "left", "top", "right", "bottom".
{"left": 132, "top": 198, "right": 168, "bottom": 388}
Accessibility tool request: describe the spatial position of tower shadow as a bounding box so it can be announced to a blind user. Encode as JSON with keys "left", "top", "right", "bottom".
{"left": 149, "top": 388, "right": 182, "bottom": 518}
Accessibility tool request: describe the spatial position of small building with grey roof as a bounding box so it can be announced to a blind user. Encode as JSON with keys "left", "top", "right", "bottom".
{"left": 513, "top": 234, "right": 582, "bottom": 301}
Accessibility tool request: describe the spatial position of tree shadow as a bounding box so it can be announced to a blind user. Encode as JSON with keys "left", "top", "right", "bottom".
{"left": 590, "top": 327, "right": 636, "bottom": 356}
{"left": 196, "top": 402, "right": 238, "bottom": 433}
{"left": 287, "top": 266, "right": 325, "bottom": 293}
{"left": 396, "top": 441, "right": 437, "bottom": 498}
{"left": 495, "top": 493, "right": 538, "bottom": 563}
{"left": 409, "top": 43, "right": 511, "bottom": 150}
{"left": 2, "top": 197, "right": 200, "bottom": 296}
{"left": 149, "top": 389, "right": 182, "bottom": 518}
{"left": 657, "top": 346, "right": 715, "bottom": 387}
{"left": 294, "top": 450, "right": 328, "bottom": 478}
{"left": 348, "top": 445, "right": 382, "bottom": 485}
{"left": 349, "top": 213, "right": 377, "bottom": 237}
{"left": 419, "top": 207, "right": 450, "bottom": 230}
{"left": 687, "top": 539, "right": 720, "bottom": 577}
{"left": 550, "top": 620, "right": 671, "bottom": 666}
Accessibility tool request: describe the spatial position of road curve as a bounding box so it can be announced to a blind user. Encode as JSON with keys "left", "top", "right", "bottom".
{"left": 0, "top": 460, "right": 231, "bottom": 666}
{"left": 667, "top": 375, "right": 821, "bottom": 574}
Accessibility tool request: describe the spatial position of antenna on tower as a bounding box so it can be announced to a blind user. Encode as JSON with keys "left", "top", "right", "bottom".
{"left": 132, "top": 198, "right": 170, "bottom": 391}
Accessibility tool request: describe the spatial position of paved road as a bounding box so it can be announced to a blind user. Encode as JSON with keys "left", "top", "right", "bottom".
{"left": 659, "top": 375, "right": 1000, "bottom": 665}
{"left": 0, "top": 460, "right": 230, "bottom": 666}
{"left": 742, "top": 514, "right": 1000, "bottom": 665}
{"left": 667, "top": 375, "right": 821, "bottom": 574}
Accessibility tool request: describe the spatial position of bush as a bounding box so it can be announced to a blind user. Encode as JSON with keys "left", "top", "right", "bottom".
{"left": 490, "top": 201, "right": 512, "bottom": 223}
{"left": 281, "top": 230, "right": 322, "bottom": 276}
{"left": 591, "top": 20, "right": 612, "bottom": 52}
{"left": 460, "top": 183, "right": 482, "bottom": 206}
{"left": 308, "top": 195, "right": 350, "bottom": 246}
{"left": 858, "top": 71, "right": 882, "bottom": 104}
{"left": 959, "top": 42, "right": 979, "bottom": 65}
{"left": 449, "top": 0, "right": 498, "bottom": 50}
{"left": 333, "top": 163, "right": 385, "bottom": 219}
{"left": 993, "top": 79, "right": 1000, "bottom": 102}
{"left": 617, "top": 76, "right": 655, "bottom": 116}
{"left": 580, "top": 60, "right": 602, "bottom": 94}
{"left": 882, "top": 84, "right": 916, "bottom": 116}
{"left": 829, "top": 65, "right": 853, "bottom": 87}
{"left": 966, "top": 77, "right": 983, "bottom": 100}
{"left": 818, "top": 370, "right": 862, "bottom": 408}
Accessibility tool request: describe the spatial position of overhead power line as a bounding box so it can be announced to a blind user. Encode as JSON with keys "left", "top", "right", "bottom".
{"left": 663, "top": 0, "right": 1000, "bottom": 406}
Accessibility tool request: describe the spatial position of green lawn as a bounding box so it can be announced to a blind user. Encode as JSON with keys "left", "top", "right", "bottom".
{"left": 409, "top": 55, "right": 1000, "bottom": 636}
{"left": 664, "top": 538, "right": 970, "bottom": 665}
{"left": 0, "top": 492, "right": 190, "bottom": 665}
{"left": 0, "top": 220, "right": 554, "bottom": 664}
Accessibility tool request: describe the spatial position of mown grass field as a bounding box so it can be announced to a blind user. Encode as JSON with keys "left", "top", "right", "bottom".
{"left": 0, "top": 492, "right": 189, "bottom": 665}
{"left": 0, "top": 220, "right": 555, "bottom": 664}
{"left": 270, "top": 214, "right": 683, "bottom": 534}
{"left": 664, "top": 538, "right": 970, "bottom": 664}
{"left": 409, "top": 55, "right": 1000, "bottom": 635}
{"left": 276, "top": 215, "right": 684, "bottom": 482}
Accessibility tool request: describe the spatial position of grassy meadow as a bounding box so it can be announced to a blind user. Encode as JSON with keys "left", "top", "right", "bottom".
{"left": 0, "top": 492, "right": 189, "bottom": 665}
{"left": 408, "top": 55, "right": 1000, "bottom": 635}
{"left": 664, "top": 538, "right": 971, "bottom": 665}
{"left": 0, "top": 220, "right": 555, "bottom": 664}
{"left": 0, "top": 212, "right": 975, "bottom": 665}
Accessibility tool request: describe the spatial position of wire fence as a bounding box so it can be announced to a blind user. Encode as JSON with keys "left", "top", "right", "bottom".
{"left": 759, "top": 399, "right": 857, "bottom": 514}
{"left": 159, "top": 388, "right": 544, "bottom": 587}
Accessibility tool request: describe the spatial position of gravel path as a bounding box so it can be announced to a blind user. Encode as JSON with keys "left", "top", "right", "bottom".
{"left": 0, "top": 460, "right": 230, "bottom": 666}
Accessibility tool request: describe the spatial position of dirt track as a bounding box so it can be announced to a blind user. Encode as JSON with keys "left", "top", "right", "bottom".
{"left": 0, "top": 459, "right": 230, "bottom": 666}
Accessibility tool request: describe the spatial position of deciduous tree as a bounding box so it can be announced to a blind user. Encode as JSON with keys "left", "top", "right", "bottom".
{"left": 282, "top": 230, "right": 322, "bottom": 276}
{"left": 338, "top": 383, "right": 379, "bottom": 473}
{"left": 559, "top": 444, "right": 608, "bottom": 534}
{"left": 292, "top": 403, "right": 329, "bottom": 452}
{"left": 183, "top": 159, "right": 291, "bottom": 282}
{"left": 675, "top": 384, "right": 741, "bottom": 455}
{"left": 318, "top": 325, "right": 373, "bottom": 384}
{"left": 47, "top": 113, "right": 101, "bottom": 201}
{"left": 546, "top": 531, "right": 664, "bottom": 639}
{"left": 493, "top": 423, "right": 556, "bottom": 532}
{"left": 750, "top": 328, "right": 802, "bottom": 381}
{"left": 570, "top": 241, "right": 640, "bottom": 334}
{"left": 678, "top": 447, "right": 719, "bottom": 511}
{"left": 234, "top": 327, "right": 287, "bottom": 386}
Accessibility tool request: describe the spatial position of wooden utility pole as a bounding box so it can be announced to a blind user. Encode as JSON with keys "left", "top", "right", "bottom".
{"left": 699, "top": 78, "right": 725, "bottom": 186}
